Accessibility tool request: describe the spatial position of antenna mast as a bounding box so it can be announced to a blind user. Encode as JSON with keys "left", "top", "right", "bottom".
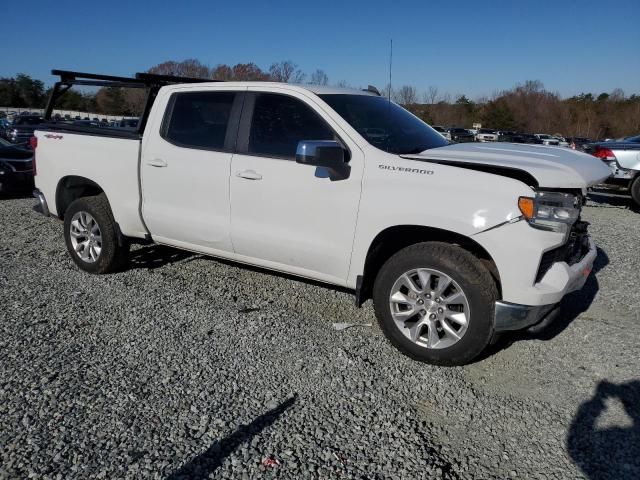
{"left": 388, "top": 39, "right": 393, "bottom": 100}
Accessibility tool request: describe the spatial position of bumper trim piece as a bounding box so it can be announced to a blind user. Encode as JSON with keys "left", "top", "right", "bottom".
{"left": 494, "top": 301, "right": 558, "bottom": 332}
{"left": 33, "top": 188, "right": 50, "bottom": 217}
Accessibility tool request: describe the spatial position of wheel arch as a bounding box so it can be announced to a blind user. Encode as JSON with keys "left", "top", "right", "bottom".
{"left": 55, "top": 176, "right": 105, "bottom": 219}
{"left": 357, "top": 225, "right": 502, "bottom": 306}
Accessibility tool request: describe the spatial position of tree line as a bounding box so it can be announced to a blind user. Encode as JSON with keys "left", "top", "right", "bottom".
{"left": 1, "top": 60, "right": 637, "bottom": 139}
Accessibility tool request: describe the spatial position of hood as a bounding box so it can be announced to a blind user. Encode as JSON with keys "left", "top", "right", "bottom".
{"left": 403, "top": 143, "right": 611, "bottom": 189}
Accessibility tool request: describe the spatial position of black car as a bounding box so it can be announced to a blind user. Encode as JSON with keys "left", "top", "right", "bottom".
{"left": 447, "top": 127, "right": 475, "bottom": 143}
{"left": 515, "top": 133, "right": 543, "bottom": 144}
{"left": 566, "top": 137, "right": 593, "bottom": 152}
{"left": 0, "top": 143, "right": 34, "bottom": 194}
{"left": 5, "top": 115, "right": 45, "bottom": 144}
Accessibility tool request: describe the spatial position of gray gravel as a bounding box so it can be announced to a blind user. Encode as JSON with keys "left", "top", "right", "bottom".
{"left": 1, "top": 191, "right": 639, "bottom": 479}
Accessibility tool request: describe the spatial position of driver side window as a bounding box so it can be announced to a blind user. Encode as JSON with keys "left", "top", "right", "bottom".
{"left": 248, "top": 93, "right": 334, "bottom": 160}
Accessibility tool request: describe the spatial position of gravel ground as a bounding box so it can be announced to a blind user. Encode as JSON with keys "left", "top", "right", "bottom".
{"left": 1, "top": 191, "right": 639, "bottom": 480}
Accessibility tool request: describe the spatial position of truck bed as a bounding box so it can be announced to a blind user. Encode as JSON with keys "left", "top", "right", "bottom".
{"left": 34, "top": 128, "right": 148, "bottom": 238}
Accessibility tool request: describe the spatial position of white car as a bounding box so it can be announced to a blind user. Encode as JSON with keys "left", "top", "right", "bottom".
{"left": 431, "top": 125, "right": 450, "bottom": 140}
{"left": 535, "top": 134, "right": 560, "bottom": 146}
{"left": 32, "top": 70, "right": 610, "bottom": 365}
{"left": 475, "top": 128, "right": 498, "bottom": 142}
{"left": 552, "top": 136, "right": 569, "bottom": 147}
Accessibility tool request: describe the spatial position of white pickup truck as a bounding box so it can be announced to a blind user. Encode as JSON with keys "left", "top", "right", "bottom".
{"left": 32, "top": 70, "right": 611, "bottom": 365}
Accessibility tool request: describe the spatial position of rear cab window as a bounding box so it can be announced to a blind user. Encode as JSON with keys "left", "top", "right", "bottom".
{"left": 162, "top": 91, "right": 236, "bottom": 150}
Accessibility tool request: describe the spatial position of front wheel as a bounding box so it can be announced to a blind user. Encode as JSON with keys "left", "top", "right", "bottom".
{"left": 63, "top": 193, "right": 129, "bottom": 274}
{"left": 372, "top": 242, "right": 498, "bottom": 366}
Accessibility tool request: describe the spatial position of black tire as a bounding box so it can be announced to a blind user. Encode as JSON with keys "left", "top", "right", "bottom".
{"left": 63, "top": 193, "right": 129, "bottom": 274}
{"left": 630, "top": 176, "right": 640, "bottom": 209}
{"left": 372, "top": 241, "right": 498, "bottom": 366}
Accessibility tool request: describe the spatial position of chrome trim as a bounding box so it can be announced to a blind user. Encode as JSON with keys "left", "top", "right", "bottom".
{"left": 33, "top": 188, "right": 50, "bottom": 216}
{"left": 494, "top": 301, "right": 557, "bottom": 332}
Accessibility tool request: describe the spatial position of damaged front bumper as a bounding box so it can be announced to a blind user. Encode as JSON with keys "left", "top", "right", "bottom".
{"left": 493, "top": 235, "right": 597, "bottom": 332}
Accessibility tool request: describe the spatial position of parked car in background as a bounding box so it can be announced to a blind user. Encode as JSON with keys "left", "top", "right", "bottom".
{"left": 587, "top": 135, "right": 640, "bottom": 207}
{"left": 5, "top": 115, "right": 45, "bottom": 144}
{"left": 72, "top": 120, "right": 103, "bottom": 128}
{"left": 446, "top": 127, "right": 475, "bottom": 143}
{"left": 0, "top": 142, "right": 34, "bottom": 194}
{"left": 475, "top": 128, "right": 498, "bottom": 142}
{"left": 496, "top": 131, "right": 518, "bottom": 142}
{"left": 119, "top": 118, "right": 140, "bottom": 130}
{"left": 0, "top": 118, "right": 11, "bottom": 137}
{"left": 566, "top": 137, "right": 593, "bottom": 151}
{"left": 534, "top": 134, "right": 560, "bottom": 146}
{"left": 552, "top": 136, "right": 569, "bottom": 147}
{"left": 431, "top": 125, "right": 451, "bottom": 140}
{"left": 517, "top": 133, "right": 543, "bottom": 145}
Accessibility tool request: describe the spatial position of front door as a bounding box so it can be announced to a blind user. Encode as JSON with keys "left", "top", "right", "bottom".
{"left": 229, "top": 91, "right": 363, "bottom": 284}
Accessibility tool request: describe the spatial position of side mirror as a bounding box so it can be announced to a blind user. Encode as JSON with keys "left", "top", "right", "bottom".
{"left": 296, "top": 140, "right": 350, "bottom": 181}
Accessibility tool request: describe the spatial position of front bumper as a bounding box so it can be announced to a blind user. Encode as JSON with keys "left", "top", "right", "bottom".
{"left": 493, "top": 235, "right": 597, "bottom": 332}
{"left": 494, "top": 302, "right": 559, "bottom": 332}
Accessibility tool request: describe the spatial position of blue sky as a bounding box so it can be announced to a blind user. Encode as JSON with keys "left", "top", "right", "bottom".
{"left": 4, "top": 0, "right": 639, "bottom": 99}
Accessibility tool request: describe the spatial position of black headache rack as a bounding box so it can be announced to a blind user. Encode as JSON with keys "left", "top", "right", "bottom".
{"left": 45, "top": 69, "right": 220, "bottom": 134}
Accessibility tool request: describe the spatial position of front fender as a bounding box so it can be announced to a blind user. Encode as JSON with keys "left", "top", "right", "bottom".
{"left": 347, "top": 153, "right": 534, "bottom": 288}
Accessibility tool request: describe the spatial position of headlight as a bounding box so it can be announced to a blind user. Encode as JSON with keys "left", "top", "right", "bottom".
{"left": 518, "top": 191, "right": 580, "bottom": 233}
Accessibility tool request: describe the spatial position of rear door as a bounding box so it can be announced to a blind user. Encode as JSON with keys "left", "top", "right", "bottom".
{"left": 229, "top": 90, "right": 363, "bottom": 284}
{"left": 141, "top": 88, "right": 244, "bottom": 252}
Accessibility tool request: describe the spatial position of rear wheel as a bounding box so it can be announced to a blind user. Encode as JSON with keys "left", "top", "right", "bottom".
{"left": 372, "top": 242, "right": 498, "bottom": 366}
{"left": 630, "top": 176, "right": 640, "bottom": 208}
{"left": 63, "top": 193, "right": 129, "bottom": 274}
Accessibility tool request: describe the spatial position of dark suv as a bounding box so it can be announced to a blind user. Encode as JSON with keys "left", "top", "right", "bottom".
{"left": 6, "top": 115, "right": 44, "bottom": 144}
{"left": 446, "top": 127, "right": 475, "bottom": 143}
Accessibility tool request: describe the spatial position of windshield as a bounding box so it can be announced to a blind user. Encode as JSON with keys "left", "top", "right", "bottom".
{"left": 318, "top": 94, "right": 448, "bottom": 154}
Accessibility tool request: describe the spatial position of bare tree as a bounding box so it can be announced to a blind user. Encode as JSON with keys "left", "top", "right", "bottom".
{"left": 425, "top": 86, "right": 439, "bottom": 104}
{"left": 394, "top": 85, "right": 418, "bottom": 106}
{"left": 148, "top": 59, "right": 210, "bottom": 78}
{"left": 231, "top": 63, "right": 270, "bottom": 81}
{"left": 211, "top": 64, "right": 233, "bottom": 81}
{"left": 309, "top": 69, "right": 329, "bottom": 86}
{"left": 269, "top": 61, "right": 305, "bottom": 83}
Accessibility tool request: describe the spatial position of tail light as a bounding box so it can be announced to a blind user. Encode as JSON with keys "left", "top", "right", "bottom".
{"left": 29, "top": 136, "right": 37, "bottom": 176}
{"left": 592, "top": 146, "right": 616, "bottom": 161}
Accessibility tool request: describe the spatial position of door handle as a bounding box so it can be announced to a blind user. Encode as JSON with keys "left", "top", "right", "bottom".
{"left": 236, "top": 170, "right": 262, "bottom": 180}
{"left": 147, "top": 158, "right": 168, "bottom": 168}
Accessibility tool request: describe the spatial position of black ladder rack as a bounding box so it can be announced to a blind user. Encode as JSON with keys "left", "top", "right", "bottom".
{"left": 45, "top": 69, "right": 222, "bottom": 133}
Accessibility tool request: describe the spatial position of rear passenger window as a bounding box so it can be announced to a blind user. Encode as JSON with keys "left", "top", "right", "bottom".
{"left": 164, "top": 92, "right": 235, "bottom": 150}
{"left": 248, "top": 93, "right": 334, "bottom": 159}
